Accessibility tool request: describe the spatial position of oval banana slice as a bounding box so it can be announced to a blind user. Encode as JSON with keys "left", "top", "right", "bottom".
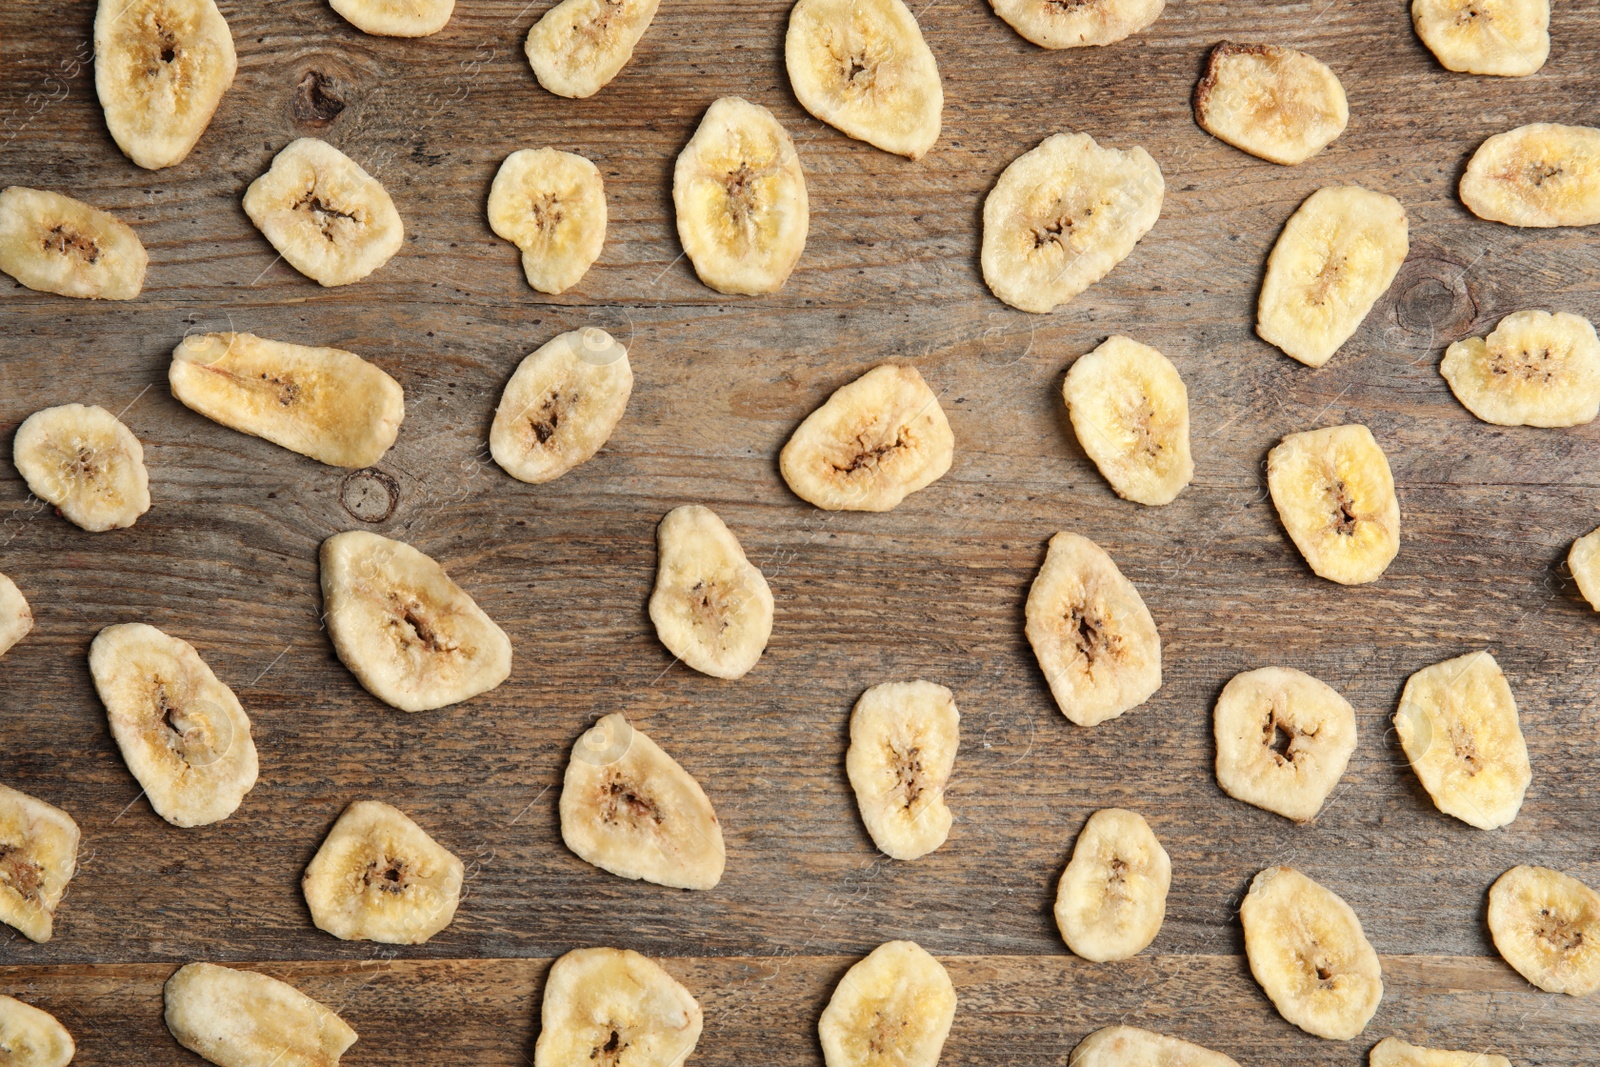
{"left": 1213, "top": 666, "right": 1357, "bottom": 823}
{"left": 0, "top": 782, "right": 79, "bottom": 943}
{"left": 0, "top": 187, "right": 147, "bottom": 301}
{"left": 319, "top": 531, "right": 513, "bottom": 712}
{"left": 1267, "top": 424, "right": 1400, "bottom": 586}
{"left": 302, "top": 800, "right": 465, "bottom": 944}
{"left": 487, "top": 149, "right": 606, "bottom": 295}
{"left": 1460, "top": 124, "right": 1600, "bottom": 228}
{"left": 1570, "top": 525, "right": 1600, "bottom": 610}
{"left": 559, "top": 713, "right": 726, "bottom": 890}
{"left": 673, "top": 97, "right": 809, "bottom": 295}
{"left": 164, "top": 962, "right": 358, "bottom": 1067}
{"left": 1070, "top": 1025, "right": 1241, "bottom": 1067}
{"left": 1241, "top": 866, "right": 1383, "bottom": 1040}
{"left": 243, "top": 138, "right": 404, "bottom": 287}
{"left": 13, "top": 403, "right": 152, "bottom": 532}
{"left": 534, "top": 947, "right": 703, "bottom": 1067}
{"left": 1488, "top": 865, "right": 1600, "bottom": 996}
{"left": 785, "top": 0, "right": 943, "bottom": 160}
{"left": 331, "top": 0, "right": 454, "bottom": 37}
{"left": 819, "top": 940, "right": 956, "bottom": 1067}
{"left": 989, "top": 0, "right": 1164, "bottom": 48}
{"left": 525, "top": 0, "right": 661, "bottom": 99}
{"left": 490, "top": 328, "right": 632, "bottom": 485}
{"left": 1440, "top": 310, "right": 1600, "bottom": 427}
{"left": 1064, "top": 336, "right": 1193, "bottom": 506}
{"left": 0, "top": 573, "right": 33, "bottom": 660}
{"left": 0, "top": 996, "right": 74, "bottom": 1067}
{"left": 981, "top": 132, "right": 1164, "bottom": 314}
{"left": 649, "top": 505, "right": 774, "bottom": 679}
{"left": 1054, "top": 808, "right": 1170, "bottom": 962}
{"left": 1193, "top": 42, "right": 1347, "bottom": 166}
{"left": 1370, "top": 1036, "right": 1513, "bottom": 1067}
{"left": 846, "top": 680, "right": 960, "bottom": 861}
{"left": 1025, "top": 531, "right": 1161, "bottom": 727}
{"left": 1413, "top": 0, "right": 1549, "bottom": 77}
{"left": 89, "top": 623, "right": 260, "bottom": 828}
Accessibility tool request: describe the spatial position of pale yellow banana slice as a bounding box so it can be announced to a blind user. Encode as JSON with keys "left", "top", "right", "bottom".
{"left": 534, "top": 947, "right": 703, "bottom": 1067}
{"left": 1413, "top": 0, "right": 1548, "bottom": 75}
{"left": 1488, "top": 865, "right": 1600, "bottom": 996}
{"left": 981, "top": 132, "right": 1164, "bottom": 314}
{"left": 525, "top": 0, "right": 661, "bottom": 99}
{"left": 1570, "top": 525, "right": 1600, "bottom": 610}
{"left": 170, "top": 331, "right": 405, "bottom": 468}
{"left": 331, "top": 0, "right": 454, "bottom": 36}
{"left": 1193, "top": 42, "right": 1347, "bottom": 165}
{"left": 0, "top": 783, "right": 79, "bottom": 943}
{"left": 0, "top": 573, "right": 33, "bottom": 660}
{"left": 648, "top": 505, "right": 773, "bottom": 679}
{"left": 319, "top": 531, "right": 513, "bottom": 712}
{"left": 0, "top": 996, "right": 75, "bottom": 1067}
{"left": 89, "top": 623, "right": 260, "bottom": 828}
{"left": 94, "top": 0, "right": 237, "bottom": 170}
{"left": 1213, "top": 666, "right": 1357, "bottom": 823}
{"left": 1054, "top": 808, "right": 1169, "bottom": 962}
{"left": 1370, "top": 1036, "right": 1513, "bottom": 1067}
{"left": 1069, "top": 1025, "right": 1241, "bottom": 1067}
{"left": 490, "top": 328, "right": 632, "bottom": 484}
{"left": 673, "top": 97, "right": 809, "bottom": 295}
{"left": 0, "top": 187, "right": 147, "bottom": 300}
{"left": 164, "top": 962, "right": 358, "bottom": 1067}
{"left": 1440, "top": 310, "right": 1600, "bottom": 427}
{"left": 1394, "top": 651, "right": 1531, "bottom": 830}
{"left": 242, "top": 138, "right": 404, "bottom": 287}
{"left": 13, "top": 403, "right": 151, "bottom": 532}
{"left": 302, "top": 799, "right": 464, "bottom": 944}
{"left": 819, "top": 940, "right": 956, "bottom": 1067}
{"left": 1064, "top": 336, "right": 1193, "bottom": 506}
{"left": 1460, "top": 124, "right": 1600, "bottom": 227}
{"left": 785, "top": 0, "right": 943, "bottom": 160}
{"left": 1241, "top": 866, "right": 1383, "bottom": 1040}
{"left": 1257, "top": 186, "right": 1409, "bottom": 367}
{"left": 1025, "top": 531, "right": 1161, "bottom": 727}
{"left": 846, "top": 680, "right": 960, "bottom": 861}
{"left": 487, "top": 149, "right": 606, "bottom": 295}
{"left": 779, "top": 364, "right": 954, "bottom": 511}
{"left": 1267, "top": 424, "right": 1400, "bottom": 586}
{"left": 989, "top": 0, "right": 1164, "bottom": 48}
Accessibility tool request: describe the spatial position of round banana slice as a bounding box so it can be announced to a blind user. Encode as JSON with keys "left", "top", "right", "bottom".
{"left": 89, "top": 623, "right": 260, "bottom": 828}
{"left": 525, "top": 0, "right": 661, "bottom": 99}
{"left": 673, "top": 97, "right": 809, "bottom": 295}
{"left": 0, "top": 782, "right": 79, "bottom": 943}
{"left": 0, "top": 996, "right": 74, "bottom": 1067}
{"left": 242, "top": 138, "right": 404, "bottom": 287}
{"left": 1193, "top": 42, "right": 1347, "bottom": 166}
{"left": 1241, "top": 866, "right": 1383, "bottom": 1041}
{"left": 1213, "top": 666, "right": 1357, "bottom": 823}
{"left": 0, "top": 187, "right": 147, "bottom": 300}
{"left": 1063, "top": 335, "right": 1193, "bottom": 506}
{"left": 1460, "top": 124, "right": 1600, "bottom": 228}
{"left": 819, "top": 940, "right": 956, "bottom": 1067}
{"left": 785, "top": 0, "right": 943, "bottom": 160}
{"left": 1440, "top": 310, "right": 1600, "bottom": 427}
{"left": 1413, "top": 0, "right": 1549, "bottom": 77}
{"left": 1070, "top": 1025, "right": 1241, "bottom": 1067}
{"left": 1025, "top": 531, "right": 1161, "bottom": 727}
{"left": 1266, "top": 424, "right": 1400, "bottom": 586}
{"left": 846, "top": 680, "right": 960, "bottom": 861}
{"left": 0, "top": 572, "right": 33, "bottom": 660}
{"left": 1394, "top": 651, "right": 1531, "bottom": 831}
{"left": 988, "top": 0, "right": 1164, "bottom": 48}
{"left": 302, "top": 800, "right": 465, "bottom": 944}
{"left": 491, "top": 328, "right": 633, "bottom": 484}
{"left": 1369, "top": 1036, "right": 1513, "bottom": 1067}
{"left": 13, "top": 403, "right": 151, "bottom": 532}
{"left": 981, "top": 132, "right": 1164, "bottom": 314}
{"left": 487, "top": 149, "right": 606, "bottom": 295}
{"left": 1054, "top": 808, "right": 1170, "bottom": 962}
{"left": 164, "top": 962, "right": 358, "bottom": 1066}
{"left": 649, "top": 505, "right": 774, "bottom": 679}
{"left": 534, "top": 947, "right": 703, "bottom": 1067}
{"left": 330, "top": 0, "right": 454, "bottom": 37}
{"left": 1487, "top": 865, "right": 1600, "bottom": 996}
{"left": 1570, "top": 525, "right": 1600, "bottom": 610}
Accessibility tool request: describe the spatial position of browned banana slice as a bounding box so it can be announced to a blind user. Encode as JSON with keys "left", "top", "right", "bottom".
{"left": 1194, "top": 42, "right": 1348, "bottom": 165}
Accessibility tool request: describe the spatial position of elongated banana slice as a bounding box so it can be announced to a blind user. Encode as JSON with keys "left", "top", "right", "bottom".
{"left": 1460, "top": 124, "right": 1600, "bottom": 228}
{"left": 1440, "top": 310, "right": 1600, "bottom": 427}
{"left": 0, "top": 187, "right": 147, "bottom": 300}
{"left": 171, "top": 332, "right": 405, "bottom": 468}
{"left": 525, "top": 0, "right": 661, "bottom": 98}
{"left": 1488, "top": 865, "right": 1600, "bottom": 996}
{"left": 1064, "top": 336, "right": 1193, "bottom": 506}
{"left": 89, "top": 623, "right": 260, "bottom": 828}
{"left": 13, "top": 403, "right": 151, "bottom": 532}
{"left": 674, "top": 97, "right": 809, "bottom": 295}
{"left": 242, "top": 138, "right": 404, "bottom": 287}
{"left": 1213, "top": 666, "right": 1357, "bottom": 823}
{"left": 331, "top": 0, "right": 454, "bottom": 36}
{"left": 780, "top": 364, "right": 954, "bottom": 512}
{"left": 302, "top": 800, "right": 464, "bottom": 944}
{"left": 819, "top": 940, "right": 956, "bottom": 1067}
{"left": 1054, "top": 808, "right": 1169, "bottom": 962}
{"left": 487, "top": 149, "right": 606, "bottom": 295}
{"left": 490, "top": 328, "right": 632, "bottom": 484}
{"left": 846, "top": 680, "right": 960, "bottom": 861}
{"left": 320, "top": 531, "right": 512, "bottom": 712}
{"left": 981, "top": 132, "right": 1164, "bottom": 314}
{"left": 786, "top": 0, "right": 943, "bottom": 160}
{"left": 1370, "top": 1036, "right": 1513, "bottom": 1067}
{"left": 1394, "top": 651, "right": 1531, "bottom": 830}
{"left": 1025, "top": 532, "right": 1161, "bottom": 727}
{"left": 1267, "top": 424, "right": 1400, "bottom": 586}
{"left": 1193, "top": 42, "right": 1347, "bottom": 165}
{"left": 164, "top": 962, "right": 358, "bottom": 1067}
{"left": 1069, "top": 1025, "right": 1241, "bottom": 1067}
{"left": 1412, "top": 0, "right": 1548, "bottom": 76}
{"left": 989, "top": 0, "right": 1164, "bottom": 48}
{"left": 0, "top": 997, "right": 75, "bottom": 1067}
{"left": 534, "top": 947, "right": 703, "bottom": 1067}
{"left": 649, "top": 505, "right": 773, "bottom": 679}
{"left": 1570, "top": 525, "right": 1600, "bottom": 610}
{"left": 0, "top": 783, "right": 79, "bottom": 943}
{"left": 1241, "top": 866, "right": 1383, "bottom": 1040}
{"left": 0, "top": 573, "right": 33, "bottom": 660}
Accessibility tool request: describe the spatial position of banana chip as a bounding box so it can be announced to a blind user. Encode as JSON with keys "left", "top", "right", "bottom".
{"left": 649, "top": 505, "right": 774, "bottom": 679}
{"left": 534, "top": 947, "right": 703, "bottom": 1067}
{"left": 1441, "top": 310, "right": 1600, "bottom": 427}
{"left": 1460, "top": 124, "right": 1600, "bottom": 228}
{"left": 1213, "top": 667, "right": 1357, "bottom": 823}
{"left": 525, "top": 0, "right": 661, "bottom": 98}
{"left": 1194, "top": 42, "right": 1347, "bottom": 165}
{"left": 13, "top": 403, "right": 151, "bottom": 532}
{"left": 1370, "top": 1036, "right": 1513, "bottom": 1067}
{"left": 1070, "top": 1026, "right": 1241, "bottom": 1067}
{"left": 1570, "top": 525, "right": 1600, "bottom": 610}
{"left": 846, "top": 680, "right": 960, "bottom": 861}
{"left": 0, "top": 783, "right": 79, "bottom": 943}
{"left": 302, "top": 800, "right": 464, "bottom": 944}
{"left": 1054, "top": 808, "right": 1170, "bottom": 962}
{"left": 819, "top": 940, "right": 956, "bottom": 1067}
{"left": 0, "top": 187, "right": 147, "bottom": 300}
{"left": 331, "top": 0, "right": 454, "bottom": 36}
{"left": 164, "top": 963, "right": 358, "bottom": 1067}
{"left": 1488, "top": 865, "right": 1600, "bottom": 995}
{"left": 1413, "top": 0, "right": 1549, "bottom": 76}
{"left": 1064, "top": 336, "right": 1193, "bottom": 506}
{"left": 0, "top": 573, "right": 33, "bottom": 660}
{"left": 490, "top": 328, "right": 633, "bottom": 484}
{"left": 0, "top": 996, "right": 74, "bottom": 1067}
{"left": 989, "top": 0, "right": 1164, "bottom": 49}
{"left": 487, "top": 148, "right": 606, "bottom": 295}
{"left": 1267, "top": 424, "right": 1400, "bottom": 586}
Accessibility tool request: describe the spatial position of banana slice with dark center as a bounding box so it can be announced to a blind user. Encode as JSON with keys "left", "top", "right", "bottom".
{"left": 0, "top": 187, "right": 147, "bottom": 300}
{"left": 302, "top": 800, "right": 464, "bottom": 944}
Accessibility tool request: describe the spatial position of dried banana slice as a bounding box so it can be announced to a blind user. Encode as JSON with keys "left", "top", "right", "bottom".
{"left": 1213, "top": 666, "right": 1357, "bottom": 823}
{"left": 1570, "top": 525, "right": 1600, "bottom": 610}
{"left": 534, "top": 947, "right": 703, "bottom": 1067}
{"left": 779, "top": 364, "right": 954, "bottom": 511}
{"left": 1394, "top": 651, "right": 1531, "bottom": 830}
{"left": 1488, "top": 865, "right": 1600, "bottom": 996}
{"left": 989, "top": 0, "right": 1164, "bottom": 48}
{"left": 525, "top": 0, "right": 661, "bottom": 99}
{"left": 164, "top": 962, "right": 358, "bottom": 1067}
{"left": 242, "top": 138, "right": 404, "bottom": 287}
{"left": 13, "top": 403, "right": 151, "bottom": 532}
{"left": 489, "top": 328, "right": 633, "bottom": 484}
{"left": 981, "top": 132, "right": 1164, "bottom": 314}
{"left": 331, "top": 0, "right": 454, "bottom": 37}
{"left": 560, "top": 713, "right": 725, "bottom": 890}
{"left": 170, "top": 332, "right": 405, "bottom": 468}
{"left": 1070, "top": 1025, "right": 1241, "bottom": 1067}
{"left": 1370, "top": 1036, "right": 1513, "bottom": 1067}
{"left": 1440, "top": 310, "right": 1600, "bottom": 427}
{"left": 302, "top": 800, "right": 464, "bottom": 944}
{"left": 1413, "top": 0, "right": 1549, "bottom": 77}
{"left": 0, "top": 783, "right": 79, "bottom": 943}
{"left": 1460, "top": 124, "right": 1600, "bottom": 227}
{"left": 1063, "top": 336, "right": 1193, "bottom": 506}
{"left": 1025, "top": 531, "right": 1161, "bottom": 727}
{"left": 1193, "top": 42, "right": 1347, "bottom": 165}
{"left": 0, "top": 573, "right": 33, "bottom": 660}
{"left": 648, "top": 505, "right": 773, "bottom": 679}
{"left": 846, "top": 680, "right": 960, "bottom": 861}
{"left": 0, "top": 997, "right": 75, "bottom": 1067}
{"left": 487, "top": 149, "right": 606, "bottom": 295}
{"left": 1267, "top": 424, "right": 1400, "bottom": 586}
{"left": 785, "top": 0, "right": 943, "bottom": 160}
{"left": 673, "top": 97, "right": 809, "bottom": 295}
{"left": 1241, "top": 866, "right": 1383, "bottom": 1040}
{"left": 0, "top": 187, "right": 147, "bottom": 300}
{"left": 819, "top": 940, "right": 956, "bottom": 1067}
{"left": 89, "top": 623, "right": 260, "bottom": 828}
{"left": 1054, "top": 808, "right": 1170, "bottom": 962}
{"left": 320, "top": 531, "right": 513, "bottom": 712}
